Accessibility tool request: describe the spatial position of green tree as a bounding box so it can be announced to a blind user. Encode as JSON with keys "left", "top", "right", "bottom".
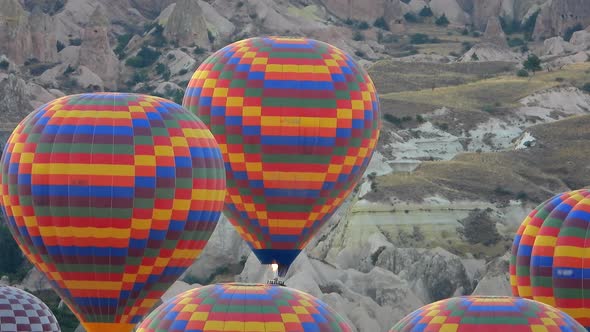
{"left": 435, "top": 14, "right": 449, "bottom": 26}
{"left": 523, "top": 54, "right": 542, "bottom": 72}
{"left": 0, "top": 221, "right": 24, "bottom": 278}
{"left": 419, "top": 6, "right": 433, "bottom": 17}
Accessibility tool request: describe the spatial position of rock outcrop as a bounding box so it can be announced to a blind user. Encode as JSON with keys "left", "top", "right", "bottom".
{"left": 78, "top": 6, "right": 119, "bottom": 90}
{"left": 473, "top": 0, "right": 504, "bottom": 30}
{"left": 320, "top": 0, "right": 403, "bottom": 24}
{"left": 429, "top": 0, "right": 470, "bottom": 26}
{"left": 163, "top": 0, "right": 210, "bottom": 48}
{"left": 29, "top": 7, "right": 58, "bottom": 63}
{"left": 533, "top": 0, "right": 590, "bottom": 40}
{"left": 0, "top": 0, "right": 33, "bottom": 65}
{"left": 482, "top": 16, "right": 509, "bottom": 47}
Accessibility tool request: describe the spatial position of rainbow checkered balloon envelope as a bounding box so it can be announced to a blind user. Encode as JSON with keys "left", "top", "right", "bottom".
{"left": 0, "top": 286, "right": 61, "bottom": 332}
{"left": 509, "top": 189, "right": 590, "bottom": 329}
{"left": 0, "top": 93, "right": 226, "bottom": 332}
{"left": 183, "top": 36, "right": 381, "bottom": 276}
{"left": 136, "top": 283, "right": 352, "bottom": 332}
{"left": 390, "top": 296, "right": 586, "bottom": 332}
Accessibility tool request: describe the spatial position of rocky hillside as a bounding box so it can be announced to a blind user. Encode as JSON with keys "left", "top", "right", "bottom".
{"left": 1, "top": 0, "right": 590, "bottom": 331}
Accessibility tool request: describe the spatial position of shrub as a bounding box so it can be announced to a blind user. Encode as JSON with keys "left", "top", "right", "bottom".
{"left": 461, "top": 28, "right": 469, "bottom": 35}
{"left": 354, "top": 50, "right": 366, "bottom": 58}
{"left": 582, "top": 83, "right": 590, "bottom": 93}
{"left": 499, "top": 16, "right": 520, "bottom": 35}
{"left": 125, "top": 46, "right": 161, "bottom": 68}
{"left": 471, "top": 52, "right": 479, "bottom": 61}
{"left": 114, "top": 33, "right": 133, "bottom": 59}
{"left": 68, "top": 38, "right": 82, "bottom": 46}
{"left": 178, "top": 68, "right": 189, "bottom": 76}
{"left": 374, "top": 17, "right": 389, "bottom": 30}
{"left": 404, "top": 12, "right": 418, "bottom": 23}
{"left": 207, "top": 30, "right": 215, "bottom": 43}
{"left": 435, "top": 14, "right": 449, "bottom": 26}
{"left": 517, "top": 69, "right": 529, "bottom": 77}
{"left": 507, "top": 37, "right": 525, "bottom": 47}
{"left": 357, "top": 21, "right": 370, "bottom": 30}
{"left": 416, "top": 114, "right": 425, "bottom": 123}
{"left": 410, "top": 33, "right": 430, "bottom": 44}
{"left": 0, "top": 60, "right": 9, "bottom": 70}
{"left": 149, "top": 24, "right": 166, "bottom": 47}
{"left": 523, "top": 54, "right": 541, "bottom": 72}
{"left": 194, "top": 46, "right": 206, "bottom": 55}
{"left": 419, "top": 6, "right": 433, "bottom": 17}
{"left": 522, "top": 10, "right": 540, "bottom": 40}
{"left": 0, "top": 223, "right": 24, "bottom": 279}
{"left": 457, "top": 209, "right": 501, "bottom": 246}
{"left": 353, "top": 30, "right": 364, "bottom": 41}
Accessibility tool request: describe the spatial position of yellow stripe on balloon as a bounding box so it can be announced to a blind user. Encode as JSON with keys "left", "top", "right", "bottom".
{"left": 262, "top": 171, "right": 326, "bottom": 182}
{"left": 554, "top": 246, "right": 587, "bottom": 258}
{"left": 53, "top": 110, "right": 131, "bottom": 119}
{"left": 39, "top": 227, "right": 130, "bottom": 239}
{"left": 191, "top": 189, "right": 226, "bottom": 201}
{"left": 268, "top": 219, "right": 308, "bottom": 228}
{"left": 182, "top": 128, "right": 214, "bottom": 139}
{"left": 32, "top": 163, "right": 134, "bottom": 176}
{"left": 534, "top": 236, "right": 557, "bottom": 246}
{"left": 65, "top": 281, "right": 122, "bottom": 291}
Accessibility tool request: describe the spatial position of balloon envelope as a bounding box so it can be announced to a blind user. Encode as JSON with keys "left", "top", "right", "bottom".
{"left": 0, "top": 93, "right": 226, "bottom": 332}
{"left": 390, "top": 296, "right": 586, "bottom": 332}
{"left": 136, "top": 283, "right": 352, "bottom": 332}
{"left": 510, "top": 189, "right": 590, "bottom": 328}
{"left": 0, "top": 286, "right": 61, "bottom": 332}
{"left": 183, "top": 36, "right": 381, "bottom": 276}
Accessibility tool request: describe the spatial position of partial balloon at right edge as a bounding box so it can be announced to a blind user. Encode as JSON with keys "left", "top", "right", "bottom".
{"left": 183, "top": 36, "right": 381, "bottom": 277}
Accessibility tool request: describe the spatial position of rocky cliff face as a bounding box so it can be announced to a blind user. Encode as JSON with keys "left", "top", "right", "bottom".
{"left": 321, "top": 0, "right": 403, "bottom": 23}
{"left": 78, "top": 6, "right": 119, "bottom": 90}
{"left": 163, "top": 0, "right": 210, "bottom": 48}
{"left": 533, "top": 0, "right": 590, "bottom": 40}
{"left": 0, "top": 0, "right": 33, "bottom": 65}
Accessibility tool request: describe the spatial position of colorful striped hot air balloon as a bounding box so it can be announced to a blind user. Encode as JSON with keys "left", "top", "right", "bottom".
{"left": 183, "top": 36, "right": 381, "bottom": 277}
{"left": 390, "top": 296, "right": 586, "bottom": 332}
{"left": 0, "top": 286, "right": 61, "bottom": 332}
{"left": 510, "top": 189, "right": 590, "bottom": 329}
{"left": 0, "top": 93, "right": 226, "bottom": 332}
{"left": 136, "top": 283, "right": 352, "bottom": 332}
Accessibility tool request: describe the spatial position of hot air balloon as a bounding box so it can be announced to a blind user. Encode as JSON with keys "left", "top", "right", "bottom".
{"left": 0, "top": 93, "right": 226, "bottom": 332}
{"left": 136, "top": 283, "right": 352, "bottom": 332}
{"left": 0, "top": 285, "right": 61, "bottom": 332}
{"left": 390, "top": 296, "right": 586, "bottom": 332}
{"left": 510, "top": 189, "right": 590, "bottom": 328}
{"left": 183, "top": 36, "right": 381, "bottom": 277}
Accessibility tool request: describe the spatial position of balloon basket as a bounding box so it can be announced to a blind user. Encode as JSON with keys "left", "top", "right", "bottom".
{"left": 266, "top": 278, "right": 285, "bottom": 286}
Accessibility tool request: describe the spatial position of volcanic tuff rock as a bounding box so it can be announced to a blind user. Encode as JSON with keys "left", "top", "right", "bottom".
{"left": 163, "top": 0, "right": 210, "bottom": 48}
{"left": 482, "top": 16, "right": 509, "bottom": 48}
{"left": 0, "top": 0, "right": 56, "bottom": 65}
{"left": 533, "top": 0, "right": 590, "bottom": 40}
{"left": 78, "top": 6, "right": 119, "bottom": 90}
{"left": 320, "top": 0, "right": 403, "bottom": 24}
{"left": 429, "top": 0, "right": 470, "bottom": 25}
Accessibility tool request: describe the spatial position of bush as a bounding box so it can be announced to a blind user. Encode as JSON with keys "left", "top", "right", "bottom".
{"left": 0, "top": 60, "right": 9, "bottom": 70}
{"left": 461, "top": 28, "right": 469, "bottom": 35}
{"left": 410, "top": 33, "right": 430, "bottom": 44}
{"left": 114, "top": 33, "right": 133, "bottom": 59}
{"left": 416, "top": 114, "right": 425, "bottom": 123}
{"left": 374, "top": 17, "right": 389, "bottom": 30}
{"left": 507, "top": 37, "right": 525, "bottom": 47}
{"left": 435, "top": 14, "right": 449, "bottom": 26}
{"left": 582, "top": 83, "right": 590, "bottom": 93}
{"left": 207, "top": 30, "right": 215, "bottom": 43}
{"left": 457, "top": 209, "right": 501, "bottom": 246}
{"left": 517, "top": 69, "right": 529, "bottom": 77}
{"left": 354, "top": 50, "right": 366, "bottom": 58}
{"left": 68, "top": 38, "right": 82, "bottom": 46}
{"left": 0, "top": 223, "right": 24, "bottom": 279}
{"left": 194, "top": 46, "right": 206, "bottom": 55}
{"left": 353, "top": 30, "right": 364, "bottom": 41}
{"left": 419, "top": 6, "right": 433, "bottom": 17}
{"left": 149, "top": 24, "right": 166, "bottom": 47}
{"left": 357, "top": 21, "right": 370, "bottom": 30}
{"left": 523, "top": 54, "right": 541, "bottom": 72}
{"left": 471, "top": 52, "right": 479, "bottom": 61}
{"left": 404, "top": 12, "right": 418, "bottom": 23}
{"left": 125, "top": 46, "right": 161, "bottom": 68}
